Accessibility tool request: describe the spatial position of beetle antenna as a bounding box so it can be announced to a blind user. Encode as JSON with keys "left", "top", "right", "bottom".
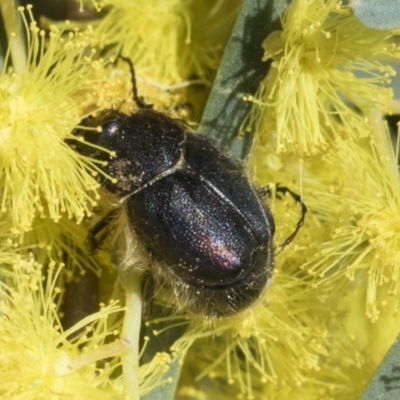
{"left": 117, "top": 55, "right": 153, "bottom": 110}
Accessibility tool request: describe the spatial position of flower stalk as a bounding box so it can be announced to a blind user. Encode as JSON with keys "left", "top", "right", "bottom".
{"left": 120, "top": 270, "right": 143, "bottom": 400}
{"left": 0, "top": 0, "right": 27, "bottom": 73}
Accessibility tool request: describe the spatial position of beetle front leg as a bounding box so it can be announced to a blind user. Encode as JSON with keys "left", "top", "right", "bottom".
{"left": 86, "top": 209, "right": 119, "bottom": 254}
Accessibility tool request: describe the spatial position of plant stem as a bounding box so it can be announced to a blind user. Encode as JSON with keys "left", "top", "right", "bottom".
{"left": 120, "top": 270, "right": 143, "bottom": 400}
{"left": 0, "top": 0, "right": 27, "bottom": 74}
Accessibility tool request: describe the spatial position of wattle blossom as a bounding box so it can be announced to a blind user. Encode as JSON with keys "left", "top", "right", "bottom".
{"left": 0, "top": 7, "right": 103, "bottom": 231}
{"left": 254, "top": 0, "right": 400, "bottom": 154}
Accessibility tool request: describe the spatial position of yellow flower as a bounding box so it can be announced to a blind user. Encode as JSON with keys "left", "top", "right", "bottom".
{"left": 256, "top": 0, "right": 400, "bottom": 154}
{"left": 4, "top": 1, "right": 399, "bottom": 399}
{"left": 303, "top": 130, "right": 400, "bottom": 322}
{"left": 0, "top": 242, "right": 178, "bottom": 398}
{"left": 16, "top": 216, "right": 105, "bottom": 277}
{"left": 93, "top": 0, "right": 237, "bottom": 84}
{"left": 0, "top": 258, "right": 125, "bottom": 399}
{"left": 0, "top": 6, "right": 104, "bottom": 232}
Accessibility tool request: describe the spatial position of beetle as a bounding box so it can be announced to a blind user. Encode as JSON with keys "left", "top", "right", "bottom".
{"left": 70, "top": 57, "right": 306, "bottom": 317}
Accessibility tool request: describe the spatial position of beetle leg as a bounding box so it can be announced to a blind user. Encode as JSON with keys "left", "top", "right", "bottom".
{"left": 257, "top": 185, "right": 272, "bottom": 197}
{"left": 86, "top": 209, "right": 119, "bottom": 254}
{"left": 275, "top": 185, "right": 307, "bottom": 251}
{"left": 259, "top": 184, "right": 307, "bottom": 252}
{"left": 258, "top": 185, "right": 284, "bottom": 201}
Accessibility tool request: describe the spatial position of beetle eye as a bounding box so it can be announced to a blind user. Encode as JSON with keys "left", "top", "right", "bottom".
{"left": 68, "top": 110, "right": 127, "bottom": 157}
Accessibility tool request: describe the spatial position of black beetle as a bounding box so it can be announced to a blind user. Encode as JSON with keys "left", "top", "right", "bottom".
{"left": 70, "top": 58, "right": 306, "bottom": 317}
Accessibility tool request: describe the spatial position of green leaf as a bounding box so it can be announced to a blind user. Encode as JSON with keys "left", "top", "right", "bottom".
{"left": 200, "top": 0, "right": 288, "bottom": 160}
{"left": 350, "top": 0, "right": 400, "bottom": 30}
{"left": 359, "top": 335, "right": 400, "bottom": 400}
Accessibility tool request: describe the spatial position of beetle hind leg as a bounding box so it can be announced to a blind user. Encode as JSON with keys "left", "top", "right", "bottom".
{"left": 260, "top": 184, "right": 307, "bottom": 252}
{"left": 275, "top": 185, "right": 307, "bottom": 251}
